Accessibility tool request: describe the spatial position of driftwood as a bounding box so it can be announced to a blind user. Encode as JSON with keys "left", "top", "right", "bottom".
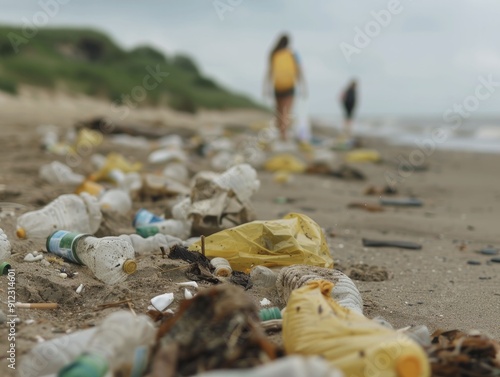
{"left": 76, "top": 117, "right": 196, "bottom": 139}
{"left": 427, "top": 329, "right": 500, "bottom": 377}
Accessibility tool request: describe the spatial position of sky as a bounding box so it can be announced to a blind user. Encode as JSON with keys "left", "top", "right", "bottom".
{"left": 1, "top": 0, "right": 499, "bottom": 118}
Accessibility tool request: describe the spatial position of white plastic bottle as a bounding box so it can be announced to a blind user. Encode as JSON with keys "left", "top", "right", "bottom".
{"left": 19, "top": 328, "right": 97, "bottom": 377}
{"left": 0, "top": 228, "right": 12, "bottom": 261}
{"left": 16, "top": 193, "right": 102, "bottom": 240}
{"left": 46, "top": 231, "right": 137, "bottom": 285}
{"left": 39, "top": 161, "right": 85, "bottom": 186}
{"left": 118, "top": 233, "right": 184, "bottom": 255}
{"left": 98, "top": 189, "right": 132, "bottom": 215}
{"left": 58, "top": 311, "right": 156, "bottom": 377}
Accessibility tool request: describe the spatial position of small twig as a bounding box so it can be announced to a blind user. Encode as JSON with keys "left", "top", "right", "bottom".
{"left": 160, "top": 246, "right": 166, "bottom": 259}
{"left": 158, "top": 264, "right": 193, "bottom": 273}
{"left": 95, "top": 299, "right": 132, "bottom": 311}
{"left": 201, "top": 235, "right": 206, "bottom": 257}
{"left": 127, "top": 300, "right": 137, "bottom": 317}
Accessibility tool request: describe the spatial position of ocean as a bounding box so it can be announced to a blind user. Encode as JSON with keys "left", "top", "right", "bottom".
{"left": 314, "top": 115, "right": 500, "bottom": 154}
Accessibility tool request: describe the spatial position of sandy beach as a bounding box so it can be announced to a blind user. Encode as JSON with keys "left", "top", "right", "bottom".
{"left": 0, "top": 91, "right": 499, "bottom": 376}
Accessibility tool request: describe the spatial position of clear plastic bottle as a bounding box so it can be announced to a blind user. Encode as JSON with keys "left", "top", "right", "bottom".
{"left": 276, "top": 265, "right": 364, "bottom": 314}
{"left": 16, "top": 193, "right": 102, "bottom": 240}
{"left": 19, "top": 328, "right": 97, "bottom": 377}
{"left": 39, "top": 161, "right": 85, "bottom": 186}
{"left": 250, "top": 266, "right": 277, "bottom": 288}
{"left": 118, "top": 233, "right": 184, "bottom": 255}
{"left": 98, "top": 189, "right": 132, "bottom": 215}
{"left": 58, "top": 311, "right": 156, "bottom": 377}
{"left": 46, "top": 231, "right": 137, "bottom": 285}
{"left": 0, "top": 228, "right": 12, "bottom": 261}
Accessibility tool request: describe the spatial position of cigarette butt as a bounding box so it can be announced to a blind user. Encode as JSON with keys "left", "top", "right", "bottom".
{"left": 16, "top": 302, "right": 58, "bottom": 309}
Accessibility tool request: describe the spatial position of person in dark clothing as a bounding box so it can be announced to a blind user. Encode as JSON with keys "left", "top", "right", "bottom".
{"left": 340, "top": 79, "right": 357, "bottom": 138}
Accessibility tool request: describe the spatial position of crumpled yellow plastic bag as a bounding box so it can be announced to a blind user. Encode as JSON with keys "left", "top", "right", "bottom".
{"left": 283, "top": 280, "right": 430, "bottom": 377}
{"left": 345, "top": 149, "right": 381, "bottom": 163}
{"left": 189, "top": 213, "right": 333, "bottom": 271}
{"left": 264, "top": 154, "right": 306, "bottom": 173}
{"left": 89, "top": 152, "right": 142, "bottom": 182}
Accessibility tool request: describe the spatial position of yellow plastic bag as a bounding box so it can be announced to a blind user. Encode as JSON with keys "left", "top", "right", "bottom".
{"left": 75, "top": 128, "right": 103, "bottom": 150}
{"left": 345, "top": 149, "right": 381, "bottom": 163}
{"left": 189, "top": 213, "right": 333, "bottom": 271}
{"left": 264, "top": 154, "right": 306, "bottom": 173}
{"left": 89, "top": 153, "right": 142, "bottom": 182}
{"left": 283, "top": 280, "right": 430, "bottom": 377}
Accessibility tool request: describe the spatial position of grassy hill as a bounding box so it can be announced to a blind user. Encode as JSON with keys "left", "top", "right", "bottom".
{"left": 0, "top": 26, "right": 262, "bottom": 113}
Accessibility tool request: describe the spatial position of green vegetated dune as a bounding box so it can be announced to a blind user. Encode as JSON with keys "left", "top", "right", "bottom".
{"left": 0, "top": 26, "right": 261, "bottom": 113}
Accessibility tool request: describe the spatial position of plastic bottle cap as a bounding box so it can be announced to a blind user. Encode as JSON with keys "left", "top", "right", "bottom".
{"left": 58, "top": 354, "right": 108, "bottom": 377}
{"left": 16, "top": 228, "right": 26, "bottom": 239}
{"left": 396, "top": 355, "right": 422, "bottom": 377}
{"left": 0, "top": 262, "right": 11, "bottom": 275}
{"left": 259, "top": 307, "right": 282, "bottom": 321}
{"left": 123, "top": 259, "right": 137, "bottom": 274}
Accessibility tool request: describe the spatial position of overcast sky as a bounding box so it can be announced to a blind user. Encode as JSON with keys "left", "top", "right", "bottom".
{"left": 1, "top": 0, "right": 499, "bottom": 117}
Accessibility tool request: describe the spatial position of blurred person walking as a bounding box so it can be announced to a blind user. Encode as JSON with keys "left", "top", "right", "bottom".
{"left": 264, "top": 33, "right": 307, "bottom": 141}
{"left": 340, "top": 79, "right": 358, "bottom": 138}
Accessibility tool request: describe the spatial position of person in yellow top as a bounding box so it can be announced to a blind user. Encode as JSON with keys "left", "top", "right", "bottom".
{"left": 264, "top": 33, "right": 307, "bottom": 141}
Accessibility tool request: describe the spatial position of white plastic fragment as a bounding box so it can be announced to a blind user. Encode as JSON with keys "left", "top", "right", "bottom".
{"left": 184, "top": 289, "right": 193, "bottom": 300}
{"left": 176, "top": 281, "right": 198, "bottom": 288}
{"left": 24, "top": 253, "right": 43, "bottom": 262}
{"left": 151, "top": 292, "right": 174, "bottom": 312}
{"left": 59, "top": 273, "right": 68, "bottom": 279}
{"left": 76, "top": 284, "right": 84, "bottom": 294}
{"left": 260, "top": 298, "right": 272, "bottom": 306}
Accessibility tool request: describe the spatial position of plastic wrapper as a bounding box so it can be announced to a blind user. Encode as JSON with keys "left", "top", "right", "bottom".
{"left": 189, "top": 213, "right": 333, "bottom": 272}
{"left": 282, "top": 280, "right": 430, "bottom": 377}
{"left": 264, "top": 154, "right": 306, "bottom": 173}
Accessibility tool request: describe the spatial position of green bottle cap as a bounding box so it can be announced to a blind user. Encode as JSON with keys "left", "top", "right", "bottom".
{"left": 58, "top": 354, "right": 108, "bottom": 377}
{"left": 0, "top": 262, "right": 11, "bottom": 275}
{"left": 136, "top": 225, "right": 159, "bottom": 238}
{"left": 259, "top": 307, "right": 282, "bottom": 321}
